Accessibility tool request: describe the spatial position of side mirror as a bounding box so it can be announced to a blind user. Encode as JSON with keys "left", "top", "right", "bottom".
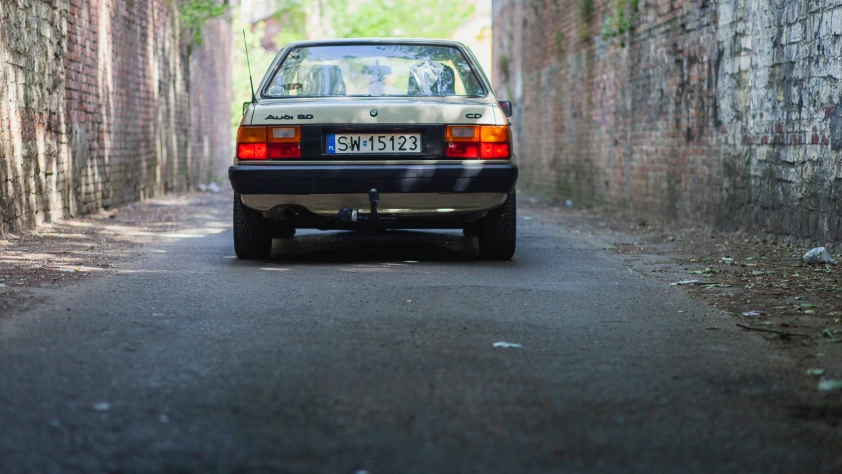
{"left": 498, "top": 100, "right": 513, "bottom": 117}
{"left": 242, "top": 101, "right": 251, "bottom": 115}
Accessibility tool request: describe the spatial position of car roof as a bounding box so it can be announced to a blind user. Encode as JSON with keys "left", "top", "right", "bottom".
{"left": 281, "top": 38, "right": 469, "bottom": 49}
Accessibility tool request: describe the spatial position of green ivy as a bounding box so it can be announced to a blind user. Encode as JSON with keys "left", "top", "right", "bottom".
{"left": 177, "top": 0, "right": 230, "bottom": 45}
{"left": 577, "top": 0, "right": 594, "bottom": 41}
{"left": 601, "top": 0, "right": 638, "bottom": 47}
{"left": 498, "top": 54, "right": 510, "bottom": 81}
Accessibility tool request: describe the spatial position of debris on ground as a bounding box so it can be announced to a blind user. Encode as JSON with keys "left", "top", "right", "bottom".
{"left": 803, "top": 247, "right": 835, "bottom": 265}
{"left": 0, "top": 191, "right": 231, "bottom": 317}
{"left": 197, "top": 182, "right": 221, "bottom": 193}
{"left": 92, "top": 402, "right": 112, "bottom": 412}
{"left": 493, "top": 341, "right": 522, "bottom": 348}
{"left": 521, "top": 196, "right": 842, "bottom": 397}
{"left": 817, "top": 379, "right": 842, "bottom": 392}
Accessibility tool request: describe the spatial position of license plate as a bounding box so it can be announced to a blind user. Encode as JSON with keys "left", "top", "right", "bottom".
{"left": 327, "top": 133, "right": 422, "bottom": 154}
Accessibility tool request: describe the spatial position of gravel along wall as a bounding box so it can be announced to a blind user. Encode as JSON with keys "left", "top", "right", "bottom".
{"left": 0, "top": 0, "right": 232, "bottom": 234}
{"left": 493, "top": 0, "right": 842, "bottom": 245}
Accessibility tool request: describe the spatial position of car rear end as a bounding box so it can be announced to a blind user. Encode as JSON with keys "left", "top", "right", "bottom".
{"left": 229, "top": 39, "right": 518, "bottom": 259}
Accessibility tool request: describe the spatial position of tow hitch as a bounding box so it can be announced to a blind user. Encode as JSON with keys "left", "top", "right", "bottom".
{"left": 337, "top": 188, "right": 383, "bottom": 231}
{"left": 368, "top": 188, "right": 379, "bottom": 231}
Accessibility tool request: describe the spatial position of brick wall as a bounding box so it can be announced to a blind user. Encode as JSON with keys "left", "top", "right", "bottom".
{"left": 493, "top": 0, "right": 842, "bottom": 245}
{"left": 0, "top": 0, "right": 232, "bottom": 234}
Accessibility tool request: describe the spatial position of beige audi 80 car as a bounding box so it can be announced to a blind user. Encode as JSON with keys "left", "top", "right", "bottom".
{"left": 229, "top": 39, "right": 518, "bottom": 260}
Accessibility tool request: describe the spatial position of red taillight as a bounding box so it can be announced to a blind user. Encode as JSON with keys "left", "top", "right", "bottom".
{"left": 490, "top": 143, "right": 509, "bottom": 159}
{"left": 237, "top": 125, "right": 300, "bottom": 160}
{"left": 445, "top": 125, "right": 510, "bottom": 160}
{"left": 238, "top": 143, "right": 268, "bottom": 160}
{"left": 268, "top": 142, "right": 300, "bottom": 159}
{"left": 446, "top": 142, "right": 480, "bottom": 158}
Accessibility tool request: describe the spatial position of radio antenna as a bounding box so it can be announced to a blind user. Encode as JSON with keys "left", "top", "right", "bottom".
{"left": 243, "top": 29, "right": 256, "bottom": 104}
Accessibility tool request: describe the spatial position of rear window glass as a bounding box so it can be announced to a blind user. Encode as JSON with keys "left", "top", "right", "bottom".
{"left": 263, "top": 44, "right": 487, "bottom": 98}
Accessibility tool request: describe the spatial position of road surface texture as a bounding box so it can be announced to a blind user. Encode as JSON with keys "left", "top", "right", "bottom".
{"left": 1, "top": 198, "right": 839, "bottom": 473}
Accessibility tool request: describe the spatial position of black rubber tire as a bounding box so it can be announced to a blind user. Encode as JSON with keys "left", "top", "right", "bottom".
{"left": 233, "top": 193, "right": 272, "bottom": 259}
{"left": 477, "top": 189, "right": 516, "bottom": 260}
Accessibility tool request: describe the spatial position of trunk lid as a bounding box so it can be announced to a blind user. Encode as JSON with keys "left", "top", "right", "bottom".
{"left": 248, "top": 98, "right": 505, "bottom": 126}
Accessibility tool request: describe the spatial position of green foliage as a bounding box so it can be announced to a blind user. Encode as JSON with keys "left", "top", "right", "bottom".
{"left": 577, "top": 0, "right": 595, "bottom": 41}
{"left": 578, "top": 0, "right": 595, "bottom": 18}
{"left": 264, "top": 0, "right": 310, "bottom": 47}
{"left": 498, "top": 54, "right": 510, "bottom": 81}
{"left": 601, "top": 0, "right": 638, "bottom": 47}
{"left": 328, "top": 0, "right": 475, "bottom": 39}
{"left": 178, "top": 0, "right": 229, "bottom": 45}
{"left": 555, "top": 32, "right": 564, "bottom": 53}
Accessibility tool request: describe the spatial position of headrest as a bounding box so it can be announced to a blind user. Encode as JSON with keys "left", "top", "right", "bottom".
{"left": 304, "top": 65, "right": 346, "bottom": 96}
{"left": 408, "top": 61, "right": 455, "bottom": 96}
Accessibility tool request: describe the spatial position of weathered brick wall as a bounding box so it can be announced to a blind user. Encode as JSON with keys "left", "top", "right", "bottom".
{"left": 0, "top": 0, "right": 232, "bottom": 234}
{"left": 493, "top": 0, "right": 842, "bottom": 244}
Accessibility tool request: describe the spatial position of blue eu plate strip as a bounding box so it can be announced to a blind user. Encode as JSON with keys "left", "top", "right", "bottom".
{"left": 327, "top": 134, "right": 336, "bottom": 154}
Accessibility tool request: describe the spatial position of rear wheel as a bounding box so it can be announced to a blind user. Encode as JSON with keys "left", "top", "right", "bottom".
{"left": 233, "top": 193, "right": 272, "bottom": 259}
{"left": 477, "top": 189, "right": 516, "bottom": 260}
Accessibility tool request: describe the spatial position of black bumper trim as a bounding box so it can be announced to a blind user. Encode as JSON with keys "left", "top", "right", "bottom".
{"left": 229, "top": 164, "right": 518, "bottom": 195}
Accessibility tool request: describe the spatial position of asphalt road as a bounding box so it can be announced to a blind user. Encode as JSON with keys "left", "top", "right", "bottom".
{"left": 1, "top": 208, "right": 839, "bottom": 473}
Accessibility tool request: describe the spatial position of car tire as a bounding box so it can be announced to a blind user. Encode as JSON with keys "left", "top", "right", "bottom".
{"left": 477, "top": 189, "right": 516, "bottom": 260}
{"left": 233, "top": 193, "right": 272, "bottom": 259}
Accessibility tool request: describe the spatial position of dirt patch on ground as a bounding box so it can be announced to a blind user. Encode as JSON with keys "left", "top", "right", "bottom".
{"left": 0, "top": 191, "right": 231, "bottom": 318}
{"left": 521, "top": 197, "right": 842, "bottom": 399}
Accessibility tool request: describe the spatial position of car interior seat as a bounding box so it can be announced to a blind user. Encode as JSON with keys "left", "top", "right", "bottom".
{"left": 304, "top": 65, "right": 346, "bottom": 96}
{"left": 408, "top": 61, "right": 455, "bottom": 96}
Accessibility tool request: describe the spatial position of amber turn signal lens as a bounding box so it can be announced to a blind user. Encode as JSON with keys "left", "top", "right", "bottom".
{"left": 237, "top": 126, "right": 267, "bottom": 143}
{"left": 480, "top": 125, "right": 510, "bottom": 143}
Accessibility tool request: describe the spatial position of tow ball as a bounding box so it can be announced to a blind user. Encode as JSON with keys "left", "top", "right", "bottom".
{"left": 337, "top": 188, "right": 380, "bottom": 231}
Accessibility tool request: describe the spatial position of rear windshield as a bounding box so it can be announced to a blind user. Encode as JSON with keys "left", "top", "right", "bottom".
{"left": 263, "top": 44, "right": 487, "bottom": 98}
